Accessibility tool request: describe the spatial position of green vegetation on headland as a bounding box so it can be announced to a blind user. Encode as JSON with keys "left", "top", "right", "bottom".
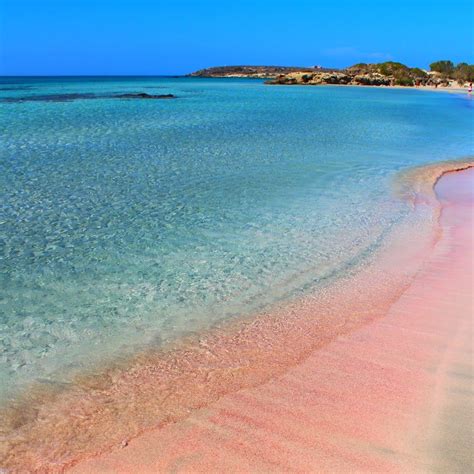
{"left": 268, "top": 60, "right": 474, "bottom": 87}
{"left": 347, "top": 62, "right": 428, "bottom": 86}
{"left": 189, "top": 61, "right": 474, "bottom": 88}
{"left": 430, "top": 61, "right": 474, "bottom": 83}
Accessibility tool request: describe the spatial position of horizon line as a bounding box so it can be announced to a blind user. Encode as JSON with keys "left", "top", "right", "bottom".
{"left": 0, "top": 74, "right": 190, "bottom": 78}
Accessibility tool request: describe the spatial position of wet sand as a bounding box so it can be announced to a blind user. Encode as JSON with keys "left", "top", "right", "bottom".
{"left": 69, "top": 167, "right": 473, "bottom": 473}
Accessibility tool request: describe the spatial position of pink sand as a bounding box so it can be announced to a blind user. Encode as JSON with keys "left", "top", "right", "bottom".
{"left": 69, "top": 169, "right": 473, "bottom": 473}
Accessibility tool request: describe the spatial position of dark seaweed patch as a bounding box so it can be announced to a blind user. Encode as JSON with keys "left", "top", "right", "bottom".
{"left": 114, "top": 93, "right": 176, "bottom": 99}
{"left": 1, "top": 93, "right": 97, "bottom": 103}
{"left": 0, "top": 92, "right": 176, "bottom": 103}
{"left": 0, "top": 86, "right": 35, "bottom": 91}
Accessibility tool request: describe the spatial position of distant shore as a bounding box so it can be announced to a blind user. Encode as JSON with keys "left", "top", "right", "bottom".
{"left": 188, "top": 62, "right": 474, "bottom": 92}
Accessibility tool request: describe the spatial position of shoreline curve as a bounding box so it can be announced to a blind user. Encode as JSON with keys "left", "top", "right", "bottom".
{"left": 1, "top": 159, "right": 473, "bottom": 472}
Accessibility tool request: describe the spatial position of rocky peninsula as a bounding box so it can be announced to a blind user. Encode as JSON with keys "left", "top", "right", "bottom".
{"left": 266, "top": 62, "right": 446, "bottom": 87}
{"left": 188, "top": 65, "right": 333, "bottom": 79}
{"left": 189, "top": 61, "right": 474, "bottom": 89}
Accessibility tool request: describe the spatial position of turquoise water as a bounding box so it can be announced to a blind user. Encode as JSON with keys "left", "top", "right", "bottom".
{"left": 1, "top": 77, "right": 473, "bottom": 400}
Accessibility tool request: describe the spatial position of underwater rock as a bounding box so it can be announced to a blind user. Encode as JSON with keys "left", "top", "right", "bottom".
{"left": 114, "top": 93, "right": 176, "bottom": 99}
{"left": 1, "top": 92, "right": 177, "bottom": 103}
{"left": 1, "top": 93, "right": 97, "bottom": 103}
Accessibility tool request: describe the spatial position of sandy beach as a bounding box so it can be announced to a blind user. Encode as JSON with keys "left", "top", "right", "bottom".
{"left": 380, "top": 83, "right": 471, "bottom": 94}
{"left": 314, "top": 83, "right": 471, "bottom": 94}
{"left": 70, "top": 166, "right": 473, "bottom": 473}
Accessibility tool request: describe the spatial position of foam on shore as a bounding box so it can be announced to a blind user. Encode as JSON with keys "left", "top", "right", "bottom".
{"left": 393, "top": 158, "right": 474, "bottom": 205}
{"left": 1, "top": 159, "right": 472, "bottom": 472}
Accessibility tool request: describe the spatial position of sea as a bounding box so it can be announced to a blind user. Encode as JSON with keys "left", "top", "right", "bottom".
{"left": 1, "top": 76, "right": 473, "bottom": 402}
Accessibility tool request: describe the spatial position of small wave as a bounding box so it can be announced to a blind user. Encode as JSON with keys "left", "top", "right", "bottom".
{"left": 392, "top": 157, "right": 474, "bottom": 206}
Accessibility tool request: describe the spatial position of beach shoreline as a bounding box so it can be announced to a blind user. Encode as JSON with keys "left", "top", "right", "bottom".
{"left": 338, "top": 83, "right": 469, "bottom": 94}
{"left": 265, "top": 81, "right": 471, "bottom": 94}
{"left": 1, "top": 159, "right": 472, "bottom": 472}
{"left": 70, "top": 164, "right": 474, "bottom": 473}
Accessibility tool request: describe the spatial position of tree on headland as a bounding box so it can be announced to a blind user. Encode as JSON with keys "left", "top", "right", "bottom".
{"left": 345, "top": 62, "right": 429, "bottom": 86}
{"left": 377, "top": 61, "right": 409, "bottom": 76}
{"left": 454, "top": 63, "right": 474, "bottom": 84}
{"left": 409, "top": 68, "right": 428, "bottom": 78}
{"left": 429, "top": 60, "right": 455, "bottom": 76}
{"left": 428, "top": 60, "right": 474, "bottom": 85}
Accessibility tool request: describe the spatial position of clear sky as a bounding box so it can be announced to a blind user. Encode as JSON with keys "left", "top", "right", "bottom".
{"left": 1, "top": 0, "right": 473, "bottom": 76}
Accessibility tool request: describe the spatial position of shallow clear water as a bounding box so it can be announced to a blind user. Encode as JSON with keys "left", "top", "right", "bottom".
{"left": 1, "top": 77, "right": 473, "bottom": 400}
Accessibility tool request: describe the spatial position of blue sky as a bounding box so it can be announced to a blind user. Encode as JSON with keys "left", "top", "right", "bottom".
{"left": 1, "top": 0, "right": 473, "bottom": 75}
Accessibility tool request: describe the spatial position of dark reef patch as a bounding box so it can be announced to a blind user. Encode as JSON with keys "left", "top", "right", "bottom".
{"left": 0, "top": 86, "right": 35, "bottom": 91}
{"left": 1, "top": 93, "right": 97, "bottom": 103}
{"left": 1, "top": 92, "right": 177, "bottom": 103}
{"left": 114, "top": 93, "right": 176, "bottom": 99}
